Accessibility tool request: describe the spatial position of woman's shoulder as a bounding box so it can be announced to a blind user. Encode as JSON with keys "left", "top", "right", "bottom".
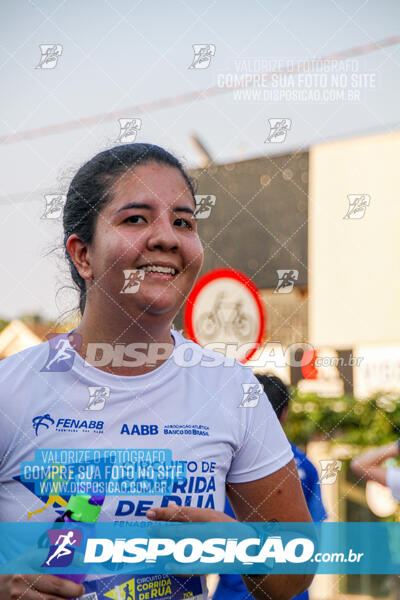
{"left": 0, "top": 337, "right": 53, "bottom": 387}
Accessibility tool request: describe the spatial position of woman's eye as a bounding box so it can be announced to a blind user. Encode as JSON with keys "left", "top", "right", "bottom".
{"left": 174, "top": 217, "right": 192, "bottom": 230}
{"left": 124, "top": 215, "right": 146, "bottom": 224}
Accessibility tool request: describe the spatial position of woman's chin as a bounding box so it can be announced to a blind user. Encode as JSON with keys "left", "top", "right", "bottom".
{"left": 131, "top": 294, "right": 178, "bottom": 317}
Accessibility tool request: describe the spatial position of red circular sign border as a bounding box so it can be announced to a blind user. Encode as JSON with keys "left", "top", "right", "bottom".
{"left": 184, "top": 267, "right": 266, "bottom": 364}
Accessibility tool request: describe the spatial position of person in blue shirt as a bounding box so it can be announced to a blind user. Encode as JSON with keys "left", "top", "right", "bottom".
{"left": 214, "top": 374, "right": 327, "bottom": 600}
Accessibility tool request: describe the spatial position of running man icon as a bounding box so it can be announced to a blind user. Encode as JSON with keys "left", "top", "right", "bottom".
{"left": 123, "top": 583, "right": 134, "bottom": 600}
{"left": 41, "top": 332, "right": 82, "bottom": 372}
{"left": 43, "top": 339, "right": 73, "bottom": 371}
{"left": 45, "top": 531, "right": 77, "bottom": 566}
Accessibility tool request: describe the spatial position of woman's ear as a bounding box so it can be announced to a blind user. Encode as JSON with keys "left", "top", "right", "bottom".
{"left": 66, "top": 234, "right": 93, "bottom": 281}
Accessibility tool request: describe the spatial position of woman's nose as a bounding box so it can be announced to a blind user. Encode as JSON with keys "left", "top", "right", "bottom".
{"left": 146, "top": 219, "right": 179, "bottom": 251}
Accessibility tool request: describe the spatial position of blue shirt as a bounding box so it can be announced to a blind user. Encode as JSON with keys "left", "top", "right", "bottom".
{"left": 214, "top": 443, "right": 327, "bottom": 600}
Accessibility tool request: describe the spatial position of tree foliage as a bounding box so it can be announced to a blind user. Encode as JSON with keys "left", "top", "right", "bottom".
{"left": 285, "top": 390, "right": 400, "bottom": 447}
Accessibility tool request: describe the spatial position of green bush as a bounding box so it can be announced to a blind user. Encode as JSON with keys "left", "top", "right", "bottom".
{"left": 284, "top": 390, "right": 400, "bottom": 447}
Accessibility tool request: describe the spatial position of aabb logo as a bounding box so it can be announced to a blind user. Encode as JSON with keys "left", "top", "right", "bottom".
{"left": 120, "top": 424, "right": 158, "bottom": 436}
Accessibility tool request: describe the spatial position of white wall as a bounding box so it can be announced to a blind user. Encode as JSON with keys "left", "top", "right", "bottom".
{"left": 309, "top": 131, "right": 400, "bottom": 347}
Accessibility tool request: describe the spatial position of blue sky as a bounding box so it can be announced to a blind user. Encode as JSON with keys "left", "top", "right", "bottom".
{"left": 0, "top": 0, "right": 399, "bottom": 319}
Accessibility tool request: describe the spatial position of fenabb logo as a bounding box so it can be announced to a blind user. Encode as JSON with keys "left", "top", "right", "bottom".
{"left": 32, "top": 414, "right": 55, "bottom": 436}
{"left": 84, "top": 535, "right": 315, "bottom": 565}
{"left": 32, "top": 414, "right": 104, "bottom": 436}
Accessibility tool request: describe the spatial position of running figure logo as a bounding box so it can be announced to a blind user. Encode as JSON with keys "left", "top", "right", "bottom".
{"left": 41, "top": 195, "right": 66, "bottom": 219}
{"left": 265, "top": 119, "right": 291, "bottom": 143}
{"left": 27, "top": 461, "right": 71, "bottom": 519}
{"left": 194, "top": 195, "right": 216, "bottom": 219}
{"left": 343, "top": 194, "right": 370, "bottom": 219}
{"left": 104, "top": 578, "right": 136, "bottom": 600}
{"left": 85, "top": 386, "right": 110, "bottom": 411}
{"left": 116, "top": 118, "right": 142, "bottom": 143}
{"left": 36, "top": 44, "right": 63, "bottom": 69}
{"left": 274, "top": 269, "right": 299, "bottom": 294}
{"left": 120, "top": 269, "right": 145, "bottom": 294}
{"left": 41, "top": 333, "right": 81, "bottom": 372}
{"left": 188, "top": 44, "right": 216, "bottom": 69}
{"left": 123, "top": 583, "right": 134, "bottom": 600}
{"left": 319, "top": 460, "right": 342, "bottom": 484}
{"left": 42, "top": 529, "right": 82, "bottom": 568}
{"left": 239, "top": 383, "right": 264, "bottom": 408}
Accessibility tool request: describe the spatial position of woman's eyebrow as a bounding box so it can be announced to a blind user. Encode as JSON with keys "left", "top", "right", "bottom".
{"left": 116, "top": 202, "right": 151, "bottom": 213}
{"left": 115, "top": 202, "right": 194, "bottom": 215}
{"left": 174, "top": 206, "right": 195, "bottom": 215}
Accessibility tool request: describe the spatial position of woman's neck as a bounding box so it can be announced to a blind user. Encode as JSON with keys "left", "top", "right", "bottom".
{"left": 72, "top": 310, "right": 175, "bottom": 377}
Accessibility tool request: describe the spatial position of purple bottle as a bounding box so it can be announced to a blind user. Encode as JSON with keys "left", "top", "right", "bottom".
{"left": 54, "top": 495, "right": 105, "bottom": 594}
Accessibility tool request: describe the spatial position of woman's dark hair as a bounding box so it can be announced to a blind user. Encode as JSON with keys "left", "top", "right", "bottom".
{"left": 255, "top": 374, "right": 290, "bottom": 420}
{"left": 63, "top": 143, "right": 196, "bottom": 316}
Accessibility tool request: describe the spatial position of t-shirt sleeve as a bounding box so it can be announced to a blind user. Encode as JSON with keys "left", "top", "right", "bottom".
{"left": 386, "top": 468, "right": 400, "bottom": 501}
{"left": 226, "top": 366, "right": 293, "bottom": 484}
{"left": 0, "top": 355, "right": 22, "bottom": 468}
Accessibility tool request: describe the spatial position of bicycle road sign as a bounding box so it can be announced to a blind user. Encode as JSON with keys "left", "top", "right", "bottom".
{"left": 184, "top": 268, "right": 265, "bottom": 363}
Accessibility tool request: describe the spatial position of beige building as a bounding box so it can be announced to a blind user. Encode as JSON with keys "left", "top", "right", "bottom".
{"left": 309, "top": 131, "right": 400, "bottom": 348}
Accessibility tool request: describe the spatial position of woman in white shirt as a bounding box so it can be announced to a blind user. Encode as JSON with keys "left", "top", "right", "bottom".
{"left": 0, "top": 143, "right": 313, "bottom": 600}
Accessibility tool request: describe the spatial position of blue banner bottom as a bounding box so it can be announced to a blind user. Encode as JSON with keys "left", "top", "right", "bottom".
{"left": 0, "top": 522, "right": 399, "bottom": 575}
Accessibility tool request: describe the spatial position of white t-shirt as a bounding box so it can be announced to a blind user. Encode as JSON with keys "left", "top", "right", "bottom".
{"left": 386, "top": 468, "right": 400, "bottom": 501}
{"left": 0, "top": 328, "right": 293, "bottom": 598}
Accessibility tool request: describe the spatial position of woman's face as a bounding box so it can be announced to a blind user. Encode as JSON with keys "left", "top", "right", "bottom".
{"left": 87, "top": 162, "right": 204, "bottom": 319}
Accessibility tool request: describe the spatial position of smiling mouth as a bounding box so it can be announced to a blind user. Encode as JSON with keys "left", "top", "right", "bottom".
{"left": 137, "top": 265, "right": 178, "bottom": 276}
